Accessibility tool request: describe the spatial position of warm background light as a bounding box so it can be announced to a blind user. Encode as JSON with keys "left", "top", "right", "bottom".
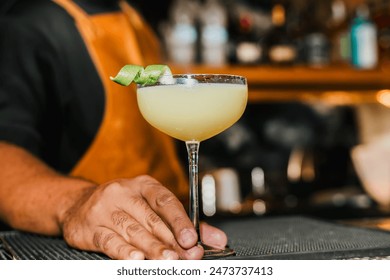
{"left": 376, "top": 90, "right": 390, "bottom": 108}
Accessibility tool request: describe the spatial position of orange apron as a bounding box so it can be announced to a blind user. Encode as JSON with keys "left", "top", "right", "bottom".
{"left": 52, "top": 0, "right": 188, "bottom": 201}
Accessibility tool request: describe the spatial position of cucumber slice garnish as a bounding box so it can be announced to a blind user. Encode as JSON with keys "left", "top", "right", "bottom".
{"left": 110, "top": 64, "right": 172, "bottom": 86}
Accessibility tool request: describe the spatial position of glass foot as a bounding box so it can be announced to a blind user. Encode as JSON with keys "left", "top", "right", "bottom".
{"left": 201, "top": 243, "right": 236, "bottom": 259}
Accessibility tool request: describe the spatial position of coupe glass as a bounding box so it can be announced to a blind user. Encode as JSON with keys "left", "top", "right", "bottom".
{"left": 137, "top": 74, "right": 248, "bottom": 258}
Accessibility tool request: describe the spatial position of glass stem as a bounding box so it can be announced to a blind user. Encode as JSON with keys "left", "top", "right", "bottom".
{"left": 186, "top": 140, "right": 201, "bottom": 243}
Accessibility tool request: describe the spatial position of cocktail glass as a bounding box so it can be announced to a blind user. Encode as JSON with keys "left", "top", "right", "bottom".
{"left": 137, "top": 74, "right": 248, "bottom": 258}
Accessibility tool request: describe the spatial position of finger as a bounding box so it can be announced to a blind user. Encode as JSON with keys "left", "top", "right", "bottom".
{"left": 200, "top": 222, "right": 228, "bottom": 249}
{"left": 91, "top": 227, "right": 145, "bottom": 260}
{"left": 181, "top": 244, "right": 204, "bottom": 260}
{"left": 113, "top": 199, "right": 177, "bottom": 248}
{"left": 108, "top": 209, "right": 179, "bottom": 260}
{"left": 116, "top": 206, "right": 203, "bottom": 260}
{"left": 140, "top": 178, "right": 198, "bottom": 249}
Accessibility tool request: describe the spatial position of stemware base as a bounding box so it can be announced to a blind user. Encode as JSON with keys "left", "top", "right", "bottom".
{"left": 202, "top": 243, "right": 236, "bottom": 259}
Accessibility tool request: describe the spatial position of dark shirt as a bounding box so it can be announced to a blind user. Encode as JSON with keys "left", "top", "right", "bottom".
{"left": 0, "top": 0, "right": 108, "bottom": 173}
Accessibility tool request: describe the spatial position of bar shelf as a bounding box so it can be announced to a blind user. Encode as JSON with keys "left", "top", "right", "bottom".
{"left": 171, "top": 64, "right": 390, "bottom": 105}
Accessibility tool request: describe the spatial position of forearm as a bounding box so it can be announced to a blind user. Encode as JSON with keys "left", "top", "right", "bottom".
{"left": 0, "top": 141, "right": 96, "bottom": 235}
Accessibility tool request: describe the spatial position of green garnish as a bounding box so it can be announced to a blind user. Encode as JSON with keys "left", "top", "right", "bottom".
{"left": 110, "top": 64, "right": 172, "bottom": 86}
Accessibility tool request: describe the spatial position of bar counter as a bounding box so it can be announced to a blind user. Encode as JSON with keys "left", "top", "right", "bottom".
{"left": 2, "top": 215, "right": 390, "bottom": 260}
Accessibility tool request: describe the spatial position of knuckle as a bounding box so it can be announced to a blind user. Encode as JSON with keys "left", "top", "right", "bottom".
{"left": 116, "top": 244, "right": 129, "bottom": 257}
{"left": 145, "top": 211, "right": 163, "bottom": 229}
{"left": 93, "top": 231, "right": 116, "bottom": 250}
{"left": 155, "top": 191, "right": 178, "bottom": 208}
{"left": 111, "top": 210, "right": 129, "bottom": 228}
{"left": 103, "top": 181, "right": 124, "bottom": 195}
{"left": 134, "top": 175, "right": 156, "bottom": 185}
{"left": 93, "top": 231, "right": 103, "bottom": 249}
{"left": 149, "top": 241, "right": 167, "bottom": 256}
{"left": 173, "top": 214, "right": 187, "bottom": 226}
{"left": 93, "top": 232, "right": 116, "bottom": 250}
{"left": 102, "top": 233, "right": 116, "bottom": 250}
{"left": 135, "top": 175, "right": 162, "bottom": 190}
{"left": 126, "top": 222, "right": 145, "bottom": 239}
{"left": 116, "top": 245, "right": 145, "bottom": 260}
{"left": 128, "top": 195, "right": 147, "bottom": 211}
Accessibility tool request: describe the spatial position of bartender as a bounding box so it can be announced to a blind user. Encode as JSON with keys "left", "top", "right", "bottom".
{"left": 0, "top": 0, "right": 227, "bottom": 260}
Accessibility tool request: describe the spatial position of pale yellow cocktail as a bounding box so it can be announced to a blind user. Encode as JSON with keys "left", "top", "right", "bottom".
{"left": 137, "top": 83, "right": 247, "bottom": 142}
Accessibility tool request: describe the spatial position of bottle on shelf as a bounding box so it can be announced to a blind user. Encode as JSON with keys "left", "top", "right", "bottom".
{"left": 302, "top": 0, "right": 331, "bottom": 68}
{"left": 233, "top": 9, "right": 263, "bottom": 65}
{"left": 371, "top": 0, "right": 390, "bottom": 69}
{"left": 350, "top": 3, "right": 378, "bottom": 69}
{"left": 227, "top": 1, "right": 272, "bottom": 65}
{"left": 286, "top": 0, "right": 308, "bottom": 66}
{"left": 162, "top": 0, "right": 199, "bottom": 65}
{"left": 199, "top": 0, "right": 229, "bottom": 66}
{"left": 327, "top": 0, "right": 352, "bottom": 66}
{"left": 263, "top": 0, "right": 298, "bottom": 66}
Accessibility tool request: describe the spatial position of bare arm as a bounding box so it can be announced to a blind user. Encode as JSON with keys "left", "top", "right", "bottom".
{"left": 0, "top": 141, "right": 94, "bottom": 235}
{"left": 0, "top": 141, "right": 227, "bottom": 259}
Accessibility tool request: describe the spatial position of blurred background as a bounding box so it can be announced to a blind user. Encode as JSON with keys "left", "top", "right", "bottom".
{"left": 3, "top": 0, "right": 388, "bottom": 222}
{"left": 134, "top": 0, "right": 390, "bottom": 221}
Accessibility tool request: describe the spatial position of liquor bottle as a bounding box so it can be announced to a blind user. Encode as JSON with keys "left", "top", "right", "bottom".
{"left": 327, "top": 0, "right": 351, "bottom": 65}
{"left": 226, "top": 0, "right": 274, "bottom": 65}
{"left": 287, "top": 0, "right": 308, "bottom": 65}
{"left": 234, "top": 13, "right": 260, "bottom": 65}
{"left": 303, "top": 0, "right": 331, "bottom": 67}
{"left": 164, "top": 0, "right": 199, "bottom": 65}
{"left": 371, "top": 0, "right": 390, "bottom": 68}
{"left": 199, "top": 0, "right": 229, "bottom": 66}
{"left": 350, "top": 4, "right": 378, "bottom": 69}
{"left": 263, "top": 1, "right": 298, "bottom": 66}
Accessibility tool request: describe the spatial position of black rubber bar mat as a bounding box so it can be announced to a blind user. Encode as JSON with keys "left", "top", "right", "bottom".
{"left": 1, "top": 216, "right": 390, "bottom": 260}
{"left": 0, "top": 231, "right": 108, "bottom": 260}
{"left": 215, "top": 216, "right": 390, "bottom": 259}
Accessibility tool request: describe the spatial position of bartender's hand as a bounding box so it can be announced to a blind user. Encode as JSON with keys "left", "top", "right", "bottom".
{"left": 60, "top": 175, "right": 227, "bottom": 260}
